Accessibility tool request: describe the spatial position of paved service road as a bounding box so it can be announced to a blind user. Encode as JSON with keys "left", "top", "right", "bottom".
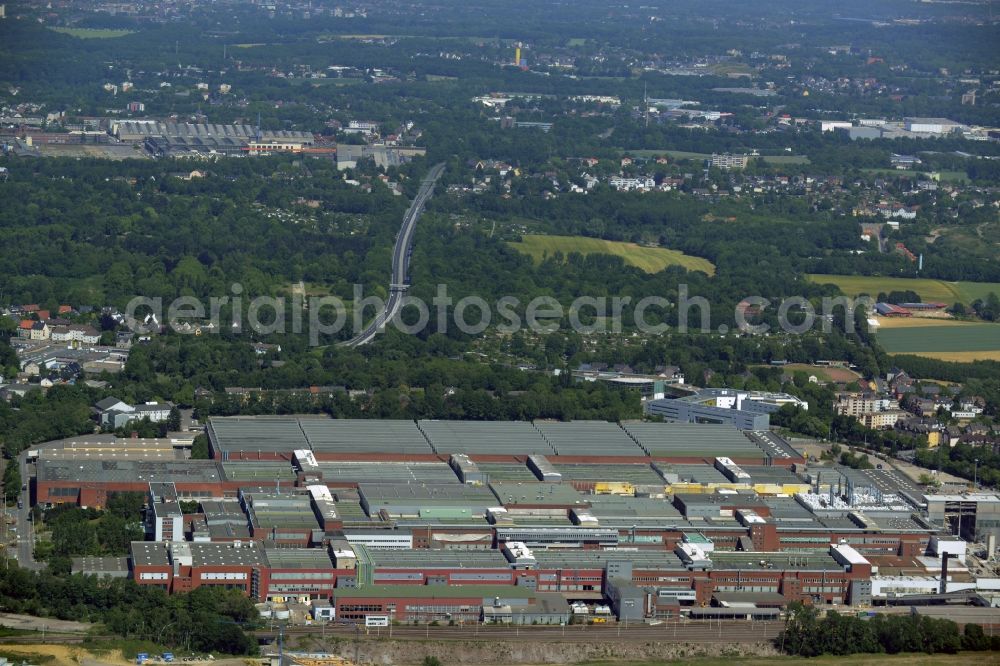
{"left": 262, "top": 619, "right": 782, "bottom": 644}
{"left": 343, "top": 162, "right": 445, "bottom": 347}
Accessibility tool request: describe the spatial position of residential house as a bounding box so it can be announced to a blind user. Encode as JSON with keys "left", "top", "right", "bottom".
{"left": 50, "top": 325, "right": 101, "bottom": 345}
{"left": 609, "top": 176, "right": 655, "bottom": 192}
{"left": 0, "top": 383, "right": 41, "bottom": 400}
{"left": 877, "top": 203, "right": 918, "bottom": 220}
{"left": 95, "top": 398, "right": 174, "bottom": 429}
{"left": 29, "top": 321, "right": 50, "bottom": 341}
{"left": 862, "top": 410, "right": 907, "bottom": 430}
{"left": 94, "top": 397, "right": 131, "bottom": 425}
{"left": 116, "top": 332, "right": 134, "bottom": 349}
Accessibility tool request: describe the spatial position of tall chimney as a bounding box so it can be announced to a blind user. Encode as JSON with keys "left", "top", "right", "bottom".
{"left": 939, "top": 552, "right": 951, "bottom": 595}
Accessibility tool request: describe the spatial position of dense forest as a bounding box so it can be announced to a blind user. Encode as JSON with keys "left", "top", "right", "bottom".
{"left": 777, "top": 602, "right": 994, "bottom": 656}
{"left": 0, "top": 565, "right": 258, "bottom": 654}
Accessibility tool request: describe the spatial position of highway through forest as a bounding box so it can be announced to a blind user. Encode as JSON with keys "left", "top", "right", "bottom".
{"left": 342, "top": 162, "right": 446, "bottom": 347}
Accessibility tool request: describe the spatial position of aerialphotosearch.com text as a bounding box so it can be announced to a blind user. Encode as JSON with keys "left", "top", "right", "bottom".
{"left": 124, "top": 283, "right": 874, "bottom": 346}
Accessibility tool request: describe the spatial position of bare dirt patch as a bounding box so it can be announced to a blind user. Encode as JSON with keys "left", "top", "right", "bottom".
{"left": 0, "top": 613, "right": 91, "bottom": 633}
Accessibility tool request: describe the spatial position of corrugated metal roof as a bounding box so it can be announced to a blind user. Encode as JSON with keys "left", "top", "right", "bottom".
{"left": 534, "top": 420, "right": 644, "bottom": 456}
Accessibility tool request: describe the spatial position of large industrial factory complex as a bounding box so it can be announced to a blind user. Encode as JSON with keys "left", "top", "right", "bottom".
{"left": 25, "top": 416, "right": 999, "bottom": 625}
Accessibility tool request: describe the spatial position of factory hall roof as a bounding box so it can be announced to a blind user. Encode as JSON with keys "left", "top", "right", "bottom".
{"left": 534, "top": 420, "right": 646, "bottom": 456}
{"left": 418, "top": 420, "right": 552, "bottom": 455}
{"left": 301, "top": 419, "right": 433, "bottom": 454}
{"left": 208, "top": 417, "right": 311, "bottom": 454}
{"left": 553, "top": 463, "right": 665, "bottom": 486}
{"left": 358, "top": 482, "right": 496, "bottom": 511}
{"left": 333, "top": 585, "right": 528, "bottom": 599}
{"left": 489, "top": 480, "right": 588, "bottom": 506}
{"left": 38, "top": 459, "right": 224, "bottom": 484}
{"left": 710, "top": 550, "right": 846, "bottom": 572}
{"left": 622, "top": 422, "right": 765, "bottom": 459}
{"left": 531, "top": 549, "right": 686, "bottom": 570}
{"left": 130, "top": 541, "right": 265, "bottom": 568}
{"left": 263, "top": 547, "right": 335, "bottom": 570}
{"left": 361, "top": 547, "right": 511, "bottom": 570}
{"left": 206, "top": 416, "right": 796, "bottom": 460}
{"left": 316, "top": 461, "right": 459, "bottom": 485}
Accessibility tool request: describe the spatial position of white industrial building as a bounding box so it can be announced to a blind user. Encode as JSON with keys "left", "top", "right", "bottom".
{"left": 903, "top": 117, "right": 964, "bottom": 134}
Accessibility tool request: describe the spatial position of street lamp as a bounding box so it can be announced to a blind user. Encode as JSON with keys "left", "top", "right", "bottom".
{"left": 974, "top": 459, "right": 980, "bottom": 488}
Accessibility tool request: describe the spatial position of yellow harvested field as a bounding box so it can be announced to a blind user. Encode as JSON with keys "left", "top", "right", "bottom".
{"left": 873, "top": 317, "right": 978, "bottom": 329}
{"left": 510, "top": 234, "right": 715, "bottom": 275}
{"left": 892, "top": 351, "right": 1000, "bottom": 362}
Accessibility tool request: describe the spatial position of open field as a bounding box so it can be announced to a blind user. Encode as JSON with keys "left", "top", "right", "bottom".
{"left": 48, "top": 27, "right": 134, "bottom": 39}
{"left": 877, "top": 322, "right": 1000, "bottom": 361}
{"left": 873, "top": 316, "right": 977, "bottom": 329}
{"left": 901, "top": 351, "right": 1000, "bottom": 362}
{"left": 933, "top": 170, "right": 971, "bottom": 183}
{"left": 510, "top": 234, "right": 716, "bottom": 275}
{"left": 760, "top": 155, "right": 811, "bottom": 165}
{"left": 756, "top": 363, "right": 861, "bottom": 383}
{"left": 808, "top": 274, "right": 1000, "bottom": 304}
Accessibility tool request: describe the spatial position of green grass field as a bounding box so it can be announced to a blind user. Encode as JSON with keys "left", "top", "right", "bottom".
{"left": 808, "top": 274, "right": 1000, "bottom": 305}
{"left": 877, "top": 323, "right": 1000, "bottom": 354}
{"left": 933, "top": 170, "right": 970, "bottom": 183}
{"left": 510, "top": 235, "right": 716, "bottom": 275}
{"left": 761, "top": 155, "right": 811, "bottom": 165}
{"left": 48, "top": 27, "right": 134, "bottom": 39}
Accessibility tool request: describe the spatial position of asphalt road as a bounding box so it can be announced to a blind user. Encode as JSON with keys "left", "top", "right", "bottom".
{"left": 343, "top": 162, "right": 446, "bottom": 347}
{"left": 5, "top": 446, "right": 42, "bottom": 570}
{"left": 262, "top": 619, "right": 782, "bottom": 644}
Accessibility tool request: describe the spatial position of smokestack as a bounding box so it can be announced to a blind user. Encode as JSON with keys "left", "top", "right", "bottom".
{"left": 939, "top": 552, "right": 951, "bottom": 594}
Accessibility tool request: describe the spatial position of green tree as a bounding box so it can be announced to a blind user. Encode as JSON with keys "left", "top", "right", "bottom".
{"left": 2, "top": 462, "right": 21, "bottom": 503}
{"left": 191, "top": 434, "right": 210, "bottom": 459}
